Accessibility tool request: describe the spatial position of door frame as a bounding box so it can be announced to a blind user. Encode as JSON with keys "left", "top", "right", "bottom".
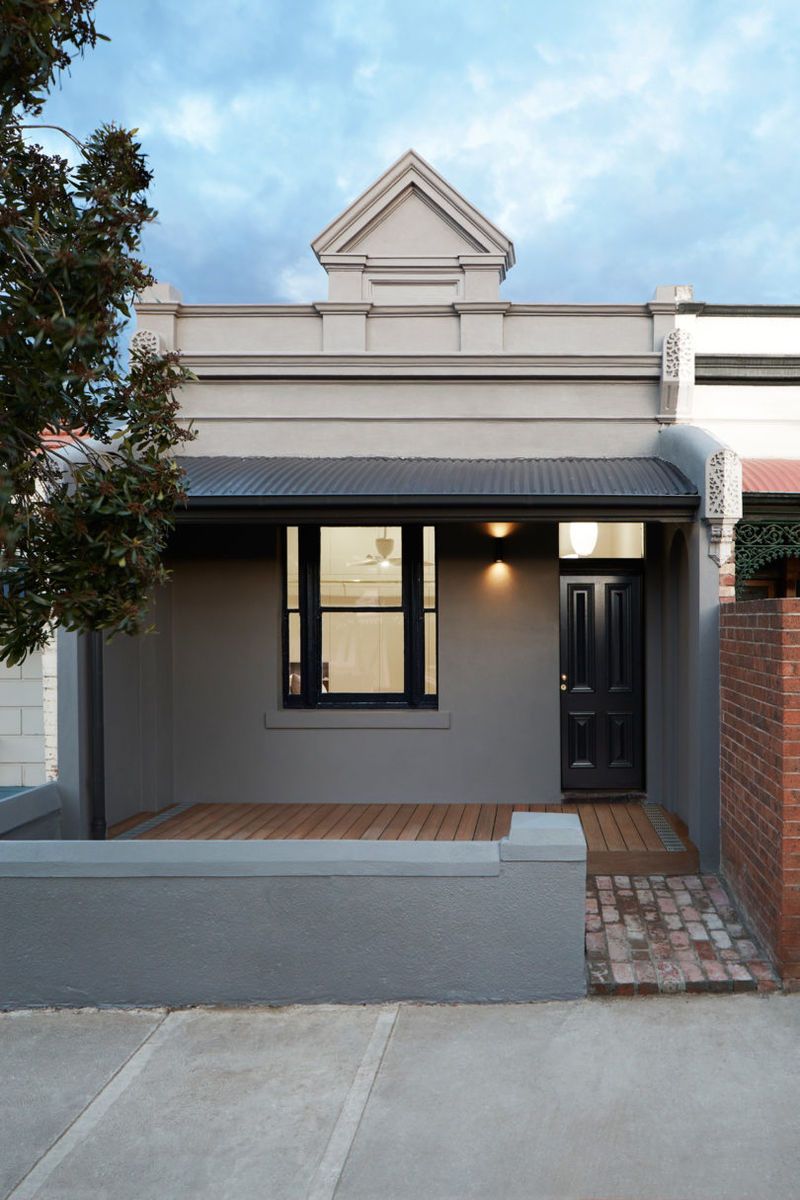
{"left": 558, "top": 560, "right": 646, "bottom": 793}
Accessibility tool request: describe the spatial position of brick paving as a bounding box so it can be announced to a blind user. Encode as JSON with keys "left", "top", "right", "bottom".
{"left": 586, "top": 873, "right": 782, "bottom": 995}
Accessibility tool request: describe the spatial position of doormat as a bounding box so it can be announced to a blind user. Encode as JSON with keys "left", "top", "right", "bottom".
{"left": 116, "top": 804, "right": 194, "bottom": 839}
{"left": 642, "top": 803, "right": 685, "bottom": 852}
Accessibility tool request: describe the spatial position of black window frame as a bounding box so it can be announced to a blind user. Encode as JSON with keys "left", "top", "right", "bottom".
{"left": 283, "top": 523, "right": 437, "bottom": 709}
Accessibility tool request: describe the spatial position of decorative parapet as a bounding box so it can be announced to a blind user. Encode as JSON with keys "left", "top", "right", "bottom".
{"left": 659, "top": 328, "right": 695, "bottom": 420}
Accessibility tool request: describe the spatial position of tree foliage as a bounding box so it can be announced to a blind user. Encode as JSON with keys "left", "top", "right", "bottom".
{"left": 0, "top": 0, "right": 193, "bottom": 664}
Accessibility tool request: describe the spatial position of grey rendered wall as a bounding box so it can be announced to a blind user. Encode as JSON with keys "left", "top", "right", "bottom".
{"left": 179, "top": 379, "right": 664, "bottom": 460}
{"left": 660, "top": 528, "right": 692, "bottom": 830}
{"left": 57, "top": 630, "right": 88, "bottom": 838}
{"left": 103, "top": 590, "right": 174, "bottom": 827}
{"left": 657, "top": 425, "right": 726, "bottom": 869}
{"left": 0, "top": 818, "right": 587, "bottom": 1006}
{"left": 167, "top": 523, "right": 561, "bottom": 808}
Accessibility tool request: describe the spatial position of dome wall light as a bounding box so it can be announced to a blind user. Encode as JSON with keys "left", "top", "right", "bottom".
{"left": 569, "top": 521, "right": 599, "bottom": 557}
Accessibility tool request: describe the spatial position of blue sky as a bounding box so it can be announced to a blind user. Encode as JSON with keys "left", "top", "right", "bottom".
{"left": 36, "top": 0, "right": 800, "bottom": 304}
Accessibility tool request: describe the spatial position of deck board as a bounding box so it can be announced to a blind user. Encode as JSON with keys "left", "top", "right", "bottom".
{"left": 339, "top": 804, "right": 387, "bottom": 840}
{"left": 417, "top": 805, "right": 449, "bottom": 840}
{"left": 434, "top": 804, "right": 465, "bottom": 840}
{"left": 298, "top": 804, "right": 351, "bottom": 839}
{"left": 454, "top": 804, "right": 482, "bottom": 841}
{"left": 397, "top": 804, "right": 433, "bottom": 840}
{"left": 227, "top": 804, "right": 296, "bottom": 840}
{"left": 594, "top": 804, "right": 627, "bottom": 852}
{"left": 576, "top": 803, "right": 606, "bottom": 851}
{"left": 492, "top": 805, "right": 514, "bottom": 839}
{"left": 112, "top": 800, "right": 698, "bottom": 874}
{"left": 473, "top": 804, "right": 497, "bottom": 841}
{"left": 361, "top": 804, "right": 402, "bottom": 839}
{"left": 381, "top": 805, "right": 419, "bottom": 840}
{"left": 628, "top": 803, "right": 667, "bottom": 851}
{"left": 609, "top": 803, "right": 647, "bottom": 851}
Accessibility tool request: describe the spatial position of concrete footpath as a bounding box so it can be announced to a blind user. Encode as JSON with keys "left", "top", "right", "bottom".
{"left": 1, "top": 995, "right": 799, "bottom": 1200}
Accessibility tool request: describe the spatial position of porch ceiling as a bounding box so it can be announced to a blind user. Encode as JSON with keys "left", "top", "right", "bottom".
{"left": 176, "top": 456, "right": 698, "bottom": 520}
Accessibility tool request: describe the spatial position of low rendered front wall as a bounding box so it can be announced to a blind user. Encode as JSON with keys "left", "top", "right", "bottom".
{"left": 0, "top": 816, "right": 586, "bottom": 1007}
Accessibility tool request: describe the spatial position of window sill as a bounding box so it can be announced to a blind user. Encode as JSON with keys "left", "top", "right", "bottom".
{"left": 264, "top": 710, "right": 451, "bottom": 730}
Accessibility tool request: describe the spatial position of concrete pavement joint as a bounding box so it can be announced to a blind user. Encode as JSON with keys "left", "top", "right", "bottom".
{"left": 5, "top": 1010, "right": 179, "bottom": 1200}
{"left": 305, "top": 1005, "right": 399, "bottom": 1200}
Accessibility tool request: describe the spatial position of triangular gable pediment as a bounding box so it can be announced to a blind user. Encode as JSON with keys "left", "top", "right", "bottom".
{"left": 345, "top": 187, "right": 481, "bottom": 257}
{"left": 312, "top": 150, "right": 514, "bottom": 273}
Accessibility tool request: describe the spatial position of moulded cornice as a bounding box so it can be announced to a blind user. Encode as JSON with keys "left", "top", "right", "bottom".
{"left": 180, "top": 352, "right": 661, "bottom": 380}
{"left": 682, "top": 303, "right": 800, "bottom": 316}
{"left": 135, "top": 303, "right": 320, "bottom": 318}
{"left": 155, "top": 301, "right": 653, "bottom": 320}
{"left": 312, "top": 302, "right": 373, "bottom": 314}
{"left": 454, "top": 302, "right": 512, "bottom": 314}
{"left": 509, "top": 304, "right": 651, "bottom": 317}
{"left": 135, "top": 301, "right": 182, "bottom": 316}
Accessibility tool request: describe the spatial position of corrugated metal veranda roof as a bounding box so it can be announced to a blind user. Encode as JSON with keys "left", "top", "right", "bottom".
{"left": 742, "top": 459, "right": 800, "bottom": 495}
{"left": 177, "top": 456, "right": 697, "bottom": 507}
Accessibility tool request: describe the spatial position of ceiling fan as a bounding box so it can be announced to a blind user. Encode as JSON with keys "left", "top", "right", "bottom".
{"left": 346, "top": 529, "right": 401, "bottom": 569}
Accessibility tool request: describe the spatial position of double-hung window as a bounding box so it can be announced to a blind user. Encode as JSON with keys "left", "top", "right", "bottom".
{"left": 284, "top": 525, "right": 437, "bottom": 707}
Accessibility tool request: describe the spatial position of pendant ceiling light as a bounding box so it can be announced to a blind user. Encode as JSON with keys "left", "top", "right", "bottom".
{"left": 569, "top": 522, "right": 599, "bottom": 557}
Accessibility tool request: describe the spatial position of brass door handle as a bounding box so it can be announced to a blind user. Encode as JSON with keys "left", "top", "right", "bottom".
{"left": 560, "top": 683, "right": 567, "bottom": 692}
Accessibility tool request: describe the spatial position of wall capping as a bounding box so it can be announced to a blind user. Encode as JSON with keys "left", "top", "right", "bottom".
{"left": 0, "top": 837, "right": 499, "bottom": 877}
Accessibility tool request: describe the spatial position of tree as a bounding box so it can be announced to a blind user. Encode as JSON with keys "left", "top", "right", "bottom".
{"left": 0, "top": 0, "right": 193, "bottom": 665}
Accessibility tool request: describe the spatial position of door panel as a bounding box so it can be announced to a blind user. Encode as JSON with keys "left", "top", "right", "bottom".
{"left": 560, "top": 572, "right": 643, "bottom": 789}
{"left": 607, "top": 712, "right": 634, "bottom": 768}
{"left": 567, "top": 712, "right": 597, "bottom": 769}
{"left": 566, "top": 584, "right": 595, "bottom": 691}
{"left": 606, "top": 584, "right": 633, "bottom": 692}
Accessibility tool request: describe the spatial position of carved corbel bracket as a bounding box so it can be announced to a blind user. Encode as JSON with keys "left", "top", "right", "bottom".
{"left": 708, "top": 521, "right": 737, "bottom": 567}
{"left": 130, "top": 329, "right": 165, "bottom": 359}
{"left": 659, "top": 328, "right": 694, "bottom": 420}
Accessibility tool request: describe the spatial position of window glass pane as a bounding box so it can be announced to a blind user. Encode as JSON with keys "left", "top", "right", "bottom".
{"left": 322, "top": 611, "right": 404, "bottom": 693}
{"left": 287, "top": 612, "right": 302, "bottom": 695}
{"left": 423, "top": 526, "right": 436, "bottom": 608}
{"left": 320, "top": 527, "right": 402, "bottom": 607}
{"left": 424, "top": 611, "right": 437, "bottom": 695}
{"left": 558, "top": 522, "right": 645, "bottom": 560}
{"left": 286, "top": 527, "right": 299, "bottom": 608}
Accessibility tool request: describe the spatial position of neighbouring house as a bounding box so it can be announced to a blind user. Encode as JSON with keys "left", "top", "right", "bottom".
{"left": 4, "top": 150, "right": 800, "bottom": 1002}
{"left": 0, "top": 647, "right": 57, "bottom": 790}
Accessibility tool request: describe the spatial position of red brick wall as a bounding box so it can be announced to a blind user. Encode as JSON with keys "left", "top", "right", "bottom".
{"left": 720, "top": 599, "right": 800, "bottom": 984}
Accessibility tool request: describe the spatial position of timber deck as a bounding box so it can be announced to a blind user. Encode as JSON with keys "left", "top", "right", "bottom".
{"left": 110, "top": 801, "right": 698, "bottom": 875}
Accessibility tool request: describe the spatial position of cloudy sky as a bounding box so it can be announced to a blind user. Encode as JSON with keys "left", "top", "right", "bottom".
{"left": 37, "top": 0, "right": 800, "bottom": 305}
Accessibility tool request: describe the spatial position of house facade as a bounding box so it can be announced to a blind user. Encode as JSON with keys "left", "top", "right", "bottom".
{"left": 4, "top": 149, "right": 800, "bottom": 1002}
{"left": 51, "top": 150, "right": 794, "bottom": 875}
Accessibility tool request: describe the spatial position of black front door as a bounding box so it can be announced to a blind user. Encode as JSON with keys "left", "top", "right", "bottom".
{"left": 559, "top": 571, "right": 644, "bottom": 790}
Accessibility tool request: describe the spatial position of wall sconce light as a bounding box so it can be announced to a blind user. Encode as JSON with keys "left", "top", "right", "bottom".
{"left": 494, "top": 538, "right": 504, "bottom": 563}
